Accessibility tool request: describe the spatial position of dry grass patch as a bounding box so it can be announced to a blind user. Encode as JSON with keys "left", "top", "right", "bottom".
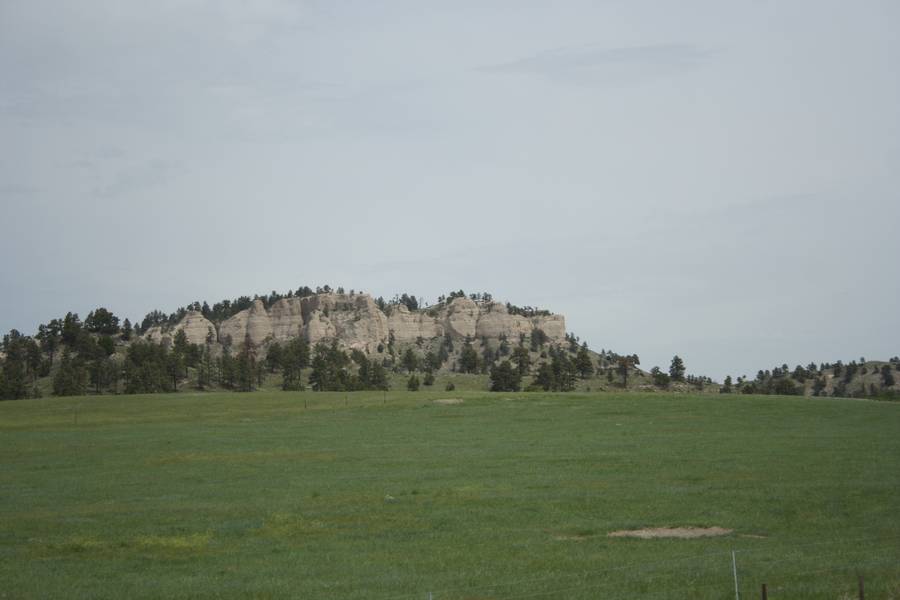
{"left": 608, "top": 526, "right": 732, "bottom": 539}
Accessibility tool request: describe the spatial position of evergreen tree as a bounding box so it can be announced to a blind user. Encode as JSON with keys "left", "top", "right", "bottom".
{"left": 575, "top": 345, "right": 594, "bottom": 379}
{"left": 721, "top": 375, "right": 733, "bottom": 393}
{"left": 650, "top": 366, "right": 670, "bottom": 388}
{"left": 308, "top": 341, "right": 351, "bottom": 391}
{"left": 235, "top": 336, "right": 258, "bottom": 392}
{"left": 669, "top": 355, "right": 686, "bottom": 382}
{"left": 1, "top": 331, "right": 29, "bottom": 399}
{"left": 530, "top": 329, "right": 548, "bottom": 352}
{"left": 489, "top": 360, "right": 521, "bottom": 392}
{"left": 498, "top": 336, "right": 510, "bottom": 356}
{"left": 36, "top": 321, "right": 62, "bottom": 367}
{"left": 53, "top": 350, "right": 88, "bottom": 396}
{"left": 121, "top": 318, "right": 133, "bottom": 341}
{"left": 266, "top": 341, "right": 283, "bottom": 373}
{"left": 424, "top": 351, "right": 442, "bottom": 372}
{"left": 618, "top": 356, "right": 635, "bottom": 387}
{"left": 812, "top": 377, "right": 827, "bottom": 396}
{"left": 367, "top": 359, "right": 390, "bottom": 391}
{"left": 166, "top": 348, "right": 185, "bottom": 392}
{"left": 401, "top": 347, "right": 419, "bottom": 373}
{"left": 61, "top": 312, "right": 83, "bottom": 346}
{"left": 551, "top": 352, "right": 577, "bottom": 391}
{"left": 532, "top": 362, "right": 554, "bottom": 391}
{"left": 459, "top": 341, "right": 479, "bottom": 374}
{"left": 512, "top": 345, "right": 531, "bottom": 376}
{"left": 85, "top": 307, "right": 120, "bottom": 334}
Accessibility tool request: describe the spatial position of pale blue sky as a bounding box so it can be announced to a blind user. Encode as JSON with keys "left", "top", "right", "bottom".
{"left": 2, "top": 1, "right": 898, "bottom": 378}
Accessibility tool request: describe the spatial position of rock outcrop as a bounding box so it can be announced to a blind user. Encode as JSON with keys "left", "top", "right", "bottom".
{"left": 219, "top": 299, "right": 272, "bottom": 346}
{"left": 156, "top": 292, "right": 566, "bottom": 352}
{"left": 144, "top": 310, "right": 216, "bottom": 346}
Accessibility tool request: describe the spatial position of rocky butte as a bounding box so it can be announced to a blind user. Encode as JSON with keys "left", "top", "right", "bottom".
{"left": 143, "top": 293, "right": 566, "bottom": 353}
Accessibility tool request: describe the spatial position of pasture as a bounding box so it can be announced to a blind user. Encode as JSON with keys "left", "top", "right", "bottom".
{"left": 1, "top": 391, "right": 898, "bottom": 598}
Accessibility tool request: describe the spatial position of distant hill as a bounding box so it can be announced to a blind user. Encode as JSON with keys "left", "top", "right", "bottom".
{"left": 0, "top": 288, "right": 640, "bottom": 398}
{"left": 1, "top": 287, "right": 896, "bottom": 400}
{"left": 725, "top": 358, "right": 900, "bottom": 400}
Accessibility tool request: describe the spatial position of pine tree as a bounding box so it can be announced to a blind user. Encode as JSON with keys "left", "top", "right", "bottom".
{"left": 512, "top": 345, "right": 531, "bottom": 376}
{"left": 53, "top": 350, "right": 88, "bottom": 396}
{"left": 401, "top": 348, "right": 419, "bottom": 373}
{"left": 459, "top": 341, "right": 479, "bottom": 374}
{"left": 721, "top": 375, "right": 733, "bottom": 393}
{"left": 489, "top": 360, "right": 521, "bottom": 392}
{"left": 235, "top": 336, "right": 257, "bottom": 392}
{"left": 669, "top": 355, "right": 686, "bottom": 382}
{"left": 575, "top": 345, "right": 594, "bottom": 379}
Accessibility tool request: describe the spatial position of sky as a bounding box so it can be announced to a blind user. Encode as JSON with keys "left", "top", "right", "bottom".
{"left": 2, "top": 0, "right": 899, "bottom": 379}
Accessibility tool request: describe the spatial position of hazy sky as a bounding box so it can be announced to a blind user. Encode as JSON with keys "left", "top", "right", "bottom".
{"left": 2, "top": 0, "right": 899, "bottom": 379}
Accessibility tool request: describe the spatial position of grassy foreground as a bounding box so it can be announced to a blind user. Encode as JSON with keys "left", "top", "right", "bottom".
{"left": 1, "top": 391, "right": 898, "bottom": 599}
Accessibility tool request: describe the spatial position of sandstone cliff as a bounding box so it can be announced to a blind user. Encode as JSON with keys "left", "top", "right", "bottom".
{"left": 149, "top": 293, "right": 565, "bottom": 352}
{"left": 144, "top": 310, "right": 216, "bottom": 346}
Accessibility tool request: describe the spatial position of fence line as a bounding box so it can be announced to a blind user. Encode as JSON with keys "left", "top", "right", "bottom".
{"left": 368, "top": 534, "right": 900, "bottom": 600}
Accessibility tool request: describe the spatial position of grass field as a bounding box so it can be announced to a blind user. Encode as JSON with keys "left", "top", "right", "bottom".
{"left": 1, "top": 391, "right": 898, "bottom": 599}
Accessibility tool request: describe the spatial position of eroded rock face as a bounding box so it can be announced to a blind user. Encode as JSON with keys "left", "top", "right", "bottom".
{"left": 164, "top": 292, "right": 566, "bottom": 352}
{"left": 328, "top": 295, "right": 390, "bottom": 352}
{"left": 387, "top": 304, "right": 442, "bottom": 343}
{"left": 269, "top": 297, "right": 304, "bottom": 341}
{"left": 475, "top": 302, "right": 535, "bottom": 340}
{"left": 144, "top": 311, "right": 215, "bottom": 346}
{"left": 533, "top": 314, "right": 566, "bottom": 341}
{"left": 445, "top": 297, "right": 479, "bottom": 339}
{"left": 303, "top": 310, "right": 337, "bottom": 345}
{"left": 219, "top": 299, "right": 272, "bottom": 346}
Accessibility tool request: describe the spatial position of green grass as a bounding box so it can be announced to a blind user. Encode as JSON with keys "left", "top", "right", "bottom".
{"left": 1, "top": 391, "right": 898, "bottom": 599}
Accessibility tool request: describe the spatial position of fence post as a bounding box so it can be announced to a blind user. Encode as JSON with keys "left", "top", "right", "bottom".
{"left": 761, "top": 583, "right": 767, "bottom": 600}
{"left": 858, "top": 575, "right": 864, "bottom": 600}
{"left": 732, "top": 550, "right": 740, "bottom": 600}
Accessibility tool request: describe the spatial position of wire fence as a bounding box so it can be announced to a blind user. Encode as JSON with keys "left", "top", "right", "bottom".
{"left": 351, "top": 533, "right": 900, "bottom": 600}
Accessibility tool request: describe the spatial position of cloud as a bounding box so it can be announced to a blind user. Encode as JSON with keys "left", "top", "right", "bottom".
{"left": 478, "top": 43, "right": 711, "bottom": 86}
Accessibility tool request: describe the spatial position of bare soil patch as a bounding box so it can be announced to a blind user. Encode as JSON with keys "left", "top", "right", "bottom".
{"left": 433, "top": 398, "right": 464, "bottom": 405}
{"left": 608, "top": 527, "right": 732, "bottom": 539}
{"left": 552, "top": 533, "right": 590, "bottom": 541}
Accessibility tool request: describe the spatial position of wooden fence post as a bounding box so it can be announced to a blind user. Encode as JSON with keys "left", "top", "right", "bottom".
{"left": 761, "top": 583, "right": 767, "bottom": 600}
{"left": 858, "top": 575, "right": 864, "bottom": 600}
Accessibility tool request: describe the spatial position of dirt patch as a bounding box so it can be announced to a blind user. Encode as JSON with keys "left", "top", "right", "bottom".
{"left": 433, "top": 398, "right": 464, "bottom": 405}
{"left": 553, "top": 533, "right": 590, "bottom": 542}
{"left": 608, "top": 527, "right": 733, "bottom": 539}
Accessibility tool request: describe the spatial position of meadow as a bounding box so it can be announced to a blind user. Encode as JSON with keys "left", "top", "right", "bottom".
{"left": 1, "top": 390, "right": 898, "bottom": 599}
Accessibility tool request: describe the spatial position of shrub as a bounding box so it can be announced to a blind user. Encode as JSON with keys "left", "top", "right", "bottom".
{"left": 407, "top": 374, "right": 420, "bottom": 391}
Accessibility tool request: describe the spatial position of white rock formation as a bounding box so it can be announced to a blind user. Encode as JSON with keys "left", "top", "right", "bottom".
{"left": 143, "top": 310, "right": 216, "bottom": 346}
{"left": 161, "top": 292, "right": 566, "bottom": 352}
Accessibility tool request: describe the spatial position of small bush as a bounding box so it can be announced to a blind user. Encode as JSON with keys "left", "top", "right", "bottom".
{"left": 407, "top": 374, "right": 420, "bottom": 391}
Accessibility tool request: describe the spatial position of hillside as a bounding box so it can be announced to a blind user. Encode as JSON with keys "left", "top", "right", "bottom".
{"left": 1, "top": 289, "right": 650, "bottom": 398}
{"left": 1, "top": 287, "right": 897, "bottom": 400}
